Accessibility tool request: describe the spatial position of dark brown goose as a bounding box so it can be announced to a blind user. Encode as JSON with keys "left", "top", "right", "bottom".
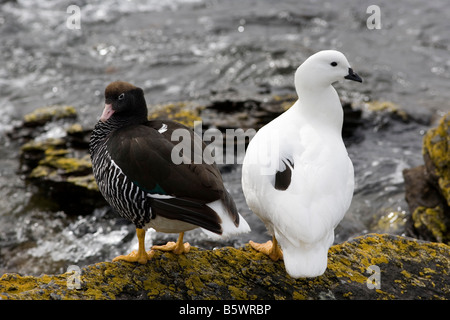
{"left": 89, "top": 81, "right": 250, "bottom": 264}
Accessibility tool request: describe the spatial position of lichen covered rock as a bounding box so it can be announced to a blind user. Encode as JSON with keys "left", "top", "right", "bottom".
{"left": 148, "top": 102, "right": 203, "bottom": 128}
{"left": 365, "top": 100, "right": 409, "bottom": 122}
{"left": 1, "top": 234, "right": 449, "bottom": 300}
{"left": 404, "top": 112, "right": 450, "bottom": 244}
{"left": 412, "top": 206, "right": 447, "bottom": 243}
{"left": 423, "top": 112, "right": 450, "bottom": 206}
{"left": 17, "top": 106, "right": 106, "bottom": 214}
{"left": 23, "top": 105, "right": 77, "bottom": 127}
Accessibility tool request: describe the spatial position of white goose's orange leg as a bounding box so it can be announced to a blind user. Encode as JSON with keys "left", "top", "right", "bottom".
{"left": 152, "top": 232, "right": 190, "bottom": 255}
{"left": 250, "top": 235, "right": 283, "bottom": 261}
{"left": 113, "top": 228, "right": 155, "bottom": 264}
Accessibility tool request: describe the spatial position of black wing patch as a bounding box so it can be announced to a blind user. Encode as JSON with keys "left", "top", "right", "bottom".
{"left": 150, "top": 197, "right": 223, "bottom": 234}
{"left": 274, "top": 159, "right": 294, "bottom": 191}
{"left": 106, "top": 121, "right": 239, "bottom": 234}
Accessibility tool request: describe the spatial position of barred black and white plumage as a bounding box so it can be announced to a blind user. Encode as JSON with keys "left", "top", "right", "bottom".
{"left": 90, "top": 120, "right": 152, "bottom": 228}
{"left": 89, "top": 81, "right": 250, "bottom": 264}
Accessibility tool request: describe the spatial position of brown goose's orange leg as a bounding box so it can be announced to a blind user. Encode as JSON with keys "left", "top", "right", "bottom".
{"left": 113, "top": 228, "right": 155, "bottom": 264}
{"left": 152, "top": 232, "right": 190, "bottom": 254}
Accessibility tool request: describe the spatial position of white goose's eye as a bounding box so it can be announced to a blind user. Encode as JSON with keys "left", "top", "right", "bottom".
{"left": 330, "top": 61, "right": 338, "bottom": 67}
{"left": 118, "top": 93, "right": 125, "bottom": 100}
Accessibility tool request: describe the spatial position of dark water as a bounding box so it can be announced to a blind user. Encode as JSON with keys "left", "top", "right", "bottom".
{"left": 0, "top": 0, "right": 449, "bottom": 275}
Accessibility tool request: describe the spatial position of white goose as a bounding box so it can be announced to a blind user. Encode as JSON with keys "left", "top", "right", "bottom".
{"left": 242, "top": 50, "right": 362, "bottom": 278}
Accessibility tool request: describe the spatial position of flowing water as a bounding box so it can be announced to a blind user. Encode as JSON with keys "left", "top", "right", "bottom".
{"left": 0, "top": 0, "right": 449, "bottom": 275}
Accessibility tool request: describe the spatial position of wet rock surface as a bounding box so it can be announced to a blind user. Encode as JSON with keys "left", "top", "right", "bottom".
{"left": 1, "top": 233, "right": 449, "bottom": 300}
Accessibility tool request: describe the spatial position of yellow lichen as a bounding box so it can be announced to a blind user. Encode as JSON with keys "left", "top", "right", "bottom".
{"left": 292, "top": 291, "right": 306, "bottom": 299}
{"left": 25, "top": 143, "right": 93, "bottom": 181}
{"left": 423, "top": 112, "right": 450, "bottom": 206}
{"left": 66, "top": 123, "right": 83, "bottom": 135}
{"left": 54, "top": 157, "right": 91, "bottom": 173}
{"left": 23, "top": 105, "right": 77, "bottom": 126}
{"left": 412, "top": 206, "right": 447, "bottom": 243}
{"left": 67, "top": 175, "right": 99, "bottom": 191}
{"left": 1, "top": 234, "right": 449, "bottom": 300}
{"left": 228, "top": 285, "right": 248, "bottom": 299}
{"left": 29, "top": 165, "right": 53, "bottom": 179}
{"left": 365, "top": 100, "right": 409, "bottom": 121}
{"left": 20, "top": 138, "right": 66, "bottom": 153}
{"left": 148, "top": 102, "right": 202, "bottom": 128}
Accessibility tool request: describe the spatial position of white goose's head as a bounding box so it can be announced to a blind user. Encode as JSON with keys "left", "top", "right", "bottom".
{"left": 294, "top": 50, "right": 362, "bottom": 95}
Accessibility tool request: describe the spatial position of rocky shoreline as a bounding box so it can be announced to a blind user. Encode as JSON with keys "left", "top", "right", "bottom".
{"left": 2, "top": 102, "right": 449, "bottom": 300}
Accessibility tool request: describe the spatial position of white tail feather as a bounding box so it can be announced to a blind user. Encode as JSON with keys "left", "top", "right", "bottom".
{"left": 202, "top": 199, "right": 250, "bottom": 239}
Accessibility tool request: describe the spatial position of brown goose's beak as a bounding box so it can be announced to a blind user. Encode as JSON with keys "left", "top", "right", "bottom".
{"left": 100, "top": 103, "right": 114, "bottom": 122}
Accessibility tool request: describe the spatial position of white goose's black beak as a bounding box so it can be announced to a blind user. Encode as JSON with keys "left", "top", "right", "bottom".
{"left": 344, "top": 68, "right": 363, "bottom": 83}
